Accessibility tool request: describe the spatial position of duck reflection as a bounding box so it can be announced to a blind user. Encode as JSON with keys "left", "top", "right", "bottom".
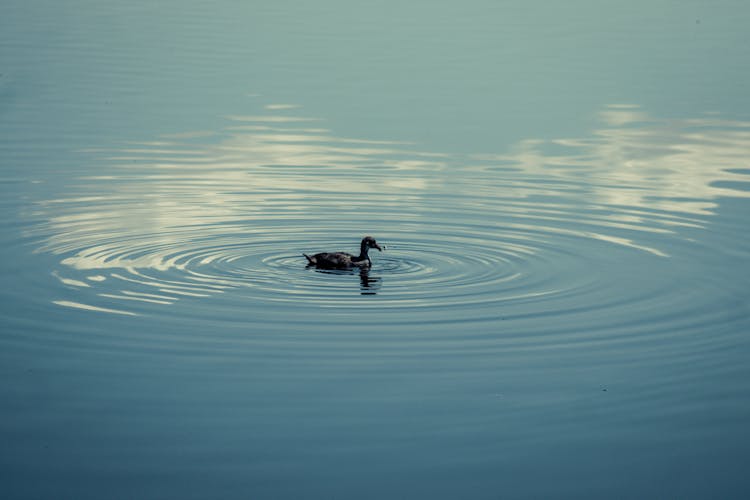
{"left": 309, "top": 267, "right": 382, "bottom": 295}
{"left": 359, "top": 267, "right": 381, "bottom": 295}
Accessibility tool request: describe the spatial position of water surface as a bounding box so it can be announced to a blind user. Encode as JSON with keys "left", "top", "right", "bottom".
{"left": 2, "top": 1, "right": 750, "bottom": 498}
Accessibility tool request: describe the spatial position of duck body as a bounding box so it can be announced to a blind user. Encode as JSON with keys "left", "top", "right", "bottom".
{"left": 304, "top": 251, "right": 365, "bottom": 269}
{"left": 304, "top": 236, "right": 382, "bottom": 269}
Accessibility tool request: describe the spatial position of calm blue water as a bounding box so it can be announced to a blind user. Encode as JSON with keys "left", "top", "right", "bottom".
{"left": 2, "top": 1, "right": 750, "bottom": 498}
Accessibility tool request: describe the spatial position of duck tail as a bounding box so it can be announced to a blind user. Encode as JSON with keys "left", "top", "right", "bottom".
{"left": 303, "top": 253, "right": 315, "bottom": 264}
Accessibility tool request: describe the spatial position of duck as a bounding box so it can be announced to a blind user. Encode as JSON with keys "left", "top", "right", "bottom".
{"left": 304, "top": 236, "right": 383, "bottom": 269}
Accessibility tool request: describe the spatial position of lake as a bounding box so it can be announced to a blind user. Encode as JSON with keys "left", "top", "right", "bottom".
{"left": 2, "top": 1, "right": 750, "bottom": 498}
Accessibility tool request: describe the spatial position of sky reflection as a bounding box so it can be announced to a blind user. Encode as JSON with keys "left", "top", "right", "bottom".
{"left": 31, "top": 103, "right": 750, "bottom": 313}
{"left": 478, "top": 104, "right": 750, "bottom": 216}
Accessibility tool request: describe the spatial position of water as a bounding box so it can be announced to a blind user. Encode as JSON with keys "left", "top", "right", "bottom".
{"left": 2, "top": 1, "right": 750, "bottom": 498}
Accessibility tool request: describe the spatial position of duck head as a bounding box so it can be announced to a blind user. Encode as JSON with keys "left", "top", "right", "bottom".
{"left": 362, "top": 236, "right": 383, "bottom": 252}
{"left": 361, "top": 236, "right": 382, "bottom": 253}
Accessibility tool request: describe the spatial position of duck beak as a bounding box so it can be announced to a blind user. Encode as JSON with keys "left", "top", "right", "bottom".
{"left": 375, "top": 243, "right": 382, "bottom": 251}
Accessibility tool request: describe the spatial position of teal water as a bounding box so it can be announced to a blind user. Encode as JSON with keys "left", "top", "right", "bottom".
{"left": 2, "top": 1, "right": 750, "bottom": 498}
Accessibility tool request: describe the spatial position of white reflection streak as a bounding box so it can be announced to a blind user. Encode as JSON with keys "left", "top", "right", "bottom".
{"left": 53, "top": 300, "right": 137, "bottom": 316}
{"left": 52, "top": 271, "right": 90, "bottom": 287}
{"left": 264, "top": 104, "right": 301, "bottom": 110}
{"left": 98, "top": 293, "right": 173, "bottom": 305}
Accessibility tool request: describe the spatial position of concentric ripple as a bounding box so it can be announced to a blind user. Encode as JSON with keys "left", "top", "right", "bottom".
{"left": 29, "top": 105, "right": 750, "bottom": 338}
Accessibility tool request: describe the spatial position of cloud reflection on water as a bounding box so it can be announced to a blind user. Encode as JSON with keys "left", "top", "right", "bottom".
{"left": 476, "top": 104, "right": 750, "bottom": 217}
{"left": 33, "top": 104, "right": 750, "bottom": 313}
